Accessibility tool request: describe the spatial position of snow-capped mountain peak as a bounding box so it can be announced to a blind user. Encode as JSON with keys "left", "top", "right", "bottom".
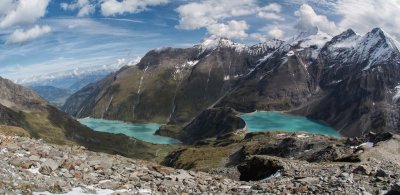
{"left": 330, "top": 29, "right": 359, "bottom": 43}
{"left": 320, "top": 27, "right": 400, "bottom": 71}
{"left": 371, "top": 28, "right": 400, "bottom": 52}
{"left": 196, "top": 37, "right": 247, "bottom": 52}
{"left": 359, "top": 28, "right": 400, "bottom": 52}
{"left": 354, "top": 27, "right": 400, "bottom": 69}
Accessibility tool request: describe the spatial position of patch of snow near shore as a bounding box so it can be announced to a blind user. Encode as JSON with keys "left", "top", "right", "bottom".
{"left": 297, "top": 134, "right": 309, "bottom": 138}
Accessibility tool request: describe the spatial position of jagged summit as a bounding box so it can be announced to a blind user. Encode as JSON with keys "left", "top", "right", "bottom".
{"left": 353, "top": 27, "right": 400, "bottom": 69}
{"left": 195, "top": 36, "right": 284, "bottom": 56}
{"left": 329, "top": 29, "right": 359, "bottom": 44}
{"left": 195, "top": 37, "right": 248, "bottom": 54}
{"left": 320, "top": 27, "right": 400, "bottom": 70}
{"left": 369, "top": 27, "right": 400, "bottom": 52}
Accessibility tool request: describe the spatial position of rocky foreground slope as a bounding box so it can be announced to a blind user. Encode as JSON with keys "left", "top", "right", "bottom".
{"left": 1, "top": 130, "right": 400, "bottom": 194}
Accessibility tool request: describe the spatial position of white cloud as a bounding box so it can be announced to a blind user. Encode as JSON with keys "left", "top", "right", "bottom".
{"left": 249, "top": 33, "right": 266, "bottom": 42}
{"left": 6, "top": 25, "right": 51, "bottom": 44}
{"left": 257, "top": 12, "right": 284, "bottom": 20}
{"left": 267, "top": 26, "right": 285, "bottom": 39}
{"left": 0, "top": 0, "right": 15, "bottom": 16}
{"left": 336, "top": 0, "right": 400, "bottom": 40}
{"left": 260, "top": 3, "right": 282, "bottom": 13}
{"left": 100, "top": 0, "right": 169, "bottom": 16}
{"left": 294, "top": 4, "right": 338, "bottom": 34}
{"left": 176, "top": 0, "right": 284, "bottom": 40}
{"left": 176, "top": 0, "right": 257, "bottom": 30}
{"left": 60, "top": 0, "right": 95, "bottom": 17}
{"left": 128, "top": 56, "right": 142, "bottom": 66}
{"left": 257, "top": 3, "right": 284, "bottom": 20}
{"left": 0, "top": 0, "right": 50, "bottom": 28}
{"left": 251, "top": 25, "right": 287, "bottom": 41}
{"left": 207, "top": 20, "right": 249, "bottom": 39}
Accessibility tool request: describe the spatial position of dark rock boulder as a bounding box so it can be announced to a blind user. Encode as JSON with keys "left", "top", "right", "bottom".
{"left": 387, "top": 182, "right": 400, "bottom": 195}
{"left": 366, "top": 131, "right": 393, "bottom": 144}
{"left": 238, "top": 155, "right": 284, "bottom": 181}
{"left": 307, "top": 145, "right": 355, "bottom": 162}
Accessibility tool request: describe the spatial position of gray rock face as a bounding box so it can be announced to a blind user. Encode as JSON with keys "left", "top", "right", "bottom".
{"left": 0, "top": 77, "right": 47, "bottom": 112}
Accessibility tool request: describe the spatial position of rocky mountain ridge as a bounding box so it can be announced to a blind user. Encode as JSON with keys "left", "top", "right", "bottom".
{"left": 63, "top": 27, "right": 400, "bottom": 138}
{"left": 62, "top": 37, "right": 280, "bottom": 125}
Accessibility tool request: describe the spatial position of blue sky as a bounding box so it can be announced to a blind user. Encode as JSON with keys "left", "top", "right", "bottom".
{"left": 0, "top": 0, "right": 399, "bottom": 83}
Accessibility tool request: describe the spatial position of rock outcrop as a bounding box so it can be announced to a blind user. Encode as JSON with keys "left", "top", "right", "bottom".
{"left": 158, "top": 107, "right": 246, "bottom": 144}
{"left": 163, "top": 131, "right": 400, "bottom": 194}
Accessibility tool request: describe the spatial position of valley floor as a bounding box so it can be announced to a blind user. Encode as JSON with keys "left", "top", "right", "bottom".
{"left": 1, "top": 132, "right": 400, "bottom": 194}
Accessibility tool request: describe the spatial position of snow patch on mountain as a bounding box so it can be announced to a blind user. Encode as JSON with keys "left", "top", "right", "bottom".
{"left": 187, "top": 60, "right": 199, "bottom": 67}
{"left": 393, "top": 85, "right": 400, "bottom": 101}
{"left": 173, "top": 60, "right": 200, "bottom": 80}
{"left": 331, "top": 36, "right": 359, "bottom": 49}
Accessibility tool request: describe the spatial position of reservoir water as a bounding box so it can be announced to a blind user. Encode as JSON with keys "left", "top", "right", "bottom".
{"left": 240, "top": 112, "right": 340, "bottom": 137}
{"left": 79, "top": 118, "right": 180, "bottom": 144}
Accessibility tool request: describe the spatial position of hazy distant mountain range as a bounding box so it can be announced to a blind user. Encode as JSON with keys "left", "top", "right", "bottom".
{"left": 25, "top": 68, "right": 121, "bottom": 107}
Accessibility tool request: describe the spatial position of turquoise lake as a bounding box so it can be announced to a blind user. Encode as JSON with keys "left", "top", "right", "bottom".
{"left": 240, "top": 112, "right": 340, "bottom": 137}
{"left": 78, "top": 118, "right": 181, "bottom": 144}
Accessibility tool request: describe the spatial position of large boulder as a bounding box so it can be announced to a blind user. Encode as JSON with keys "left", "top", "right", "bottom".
{"left": 237, "top": 156, "right": 284, "bottom": 181}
